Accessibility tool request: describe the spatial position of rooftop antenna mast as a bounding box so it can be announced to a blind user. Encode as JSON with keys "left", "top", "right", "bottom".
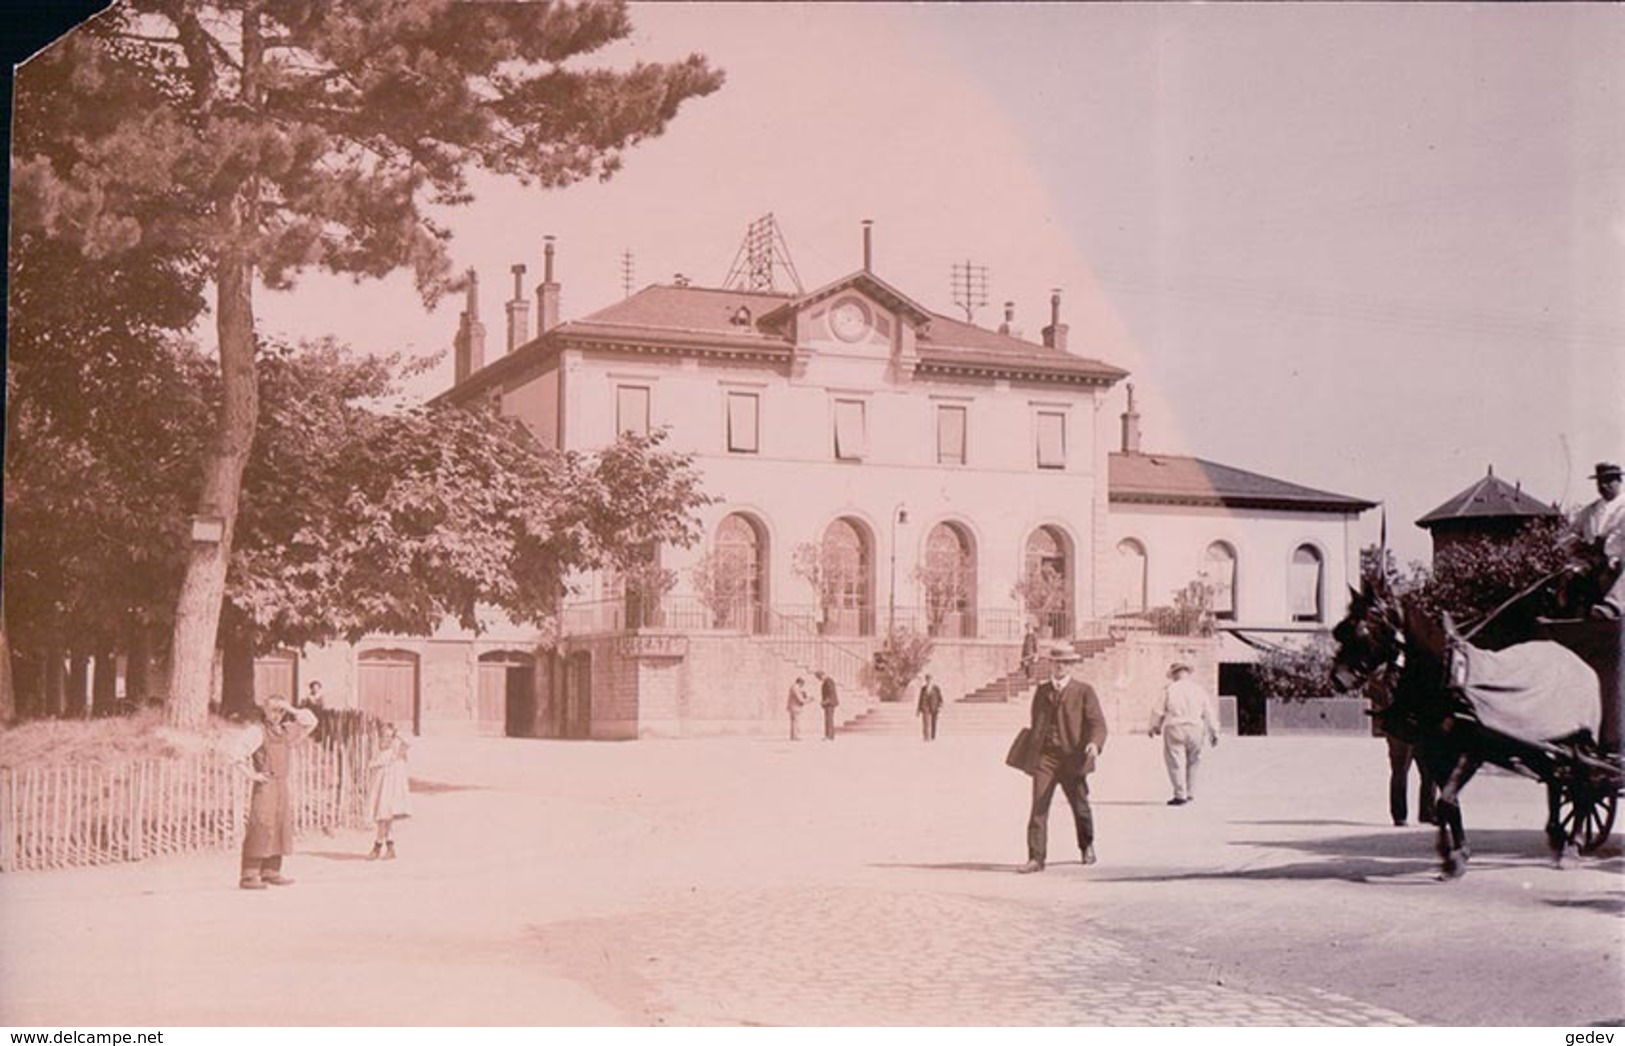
{"left": 950, "top": 260, "right": 990, "bottom": 323}
{"left": 724, "top": 213, "right": 804, "bottom": 294}
{"left": 620, "top": 248, "right": 636, "bottom": 299}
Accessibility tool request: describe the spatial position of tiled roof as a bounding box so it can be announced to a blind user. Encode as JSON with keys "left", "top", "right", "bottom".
{"left": 1415, "top": 470, "right": 1560, "bottom": 528}
{"left": 916, "top": 312, "right": 1127, "bottom": 384}
{"left": 571, "top": 284, "right": 796, "bottom": 339}
{"left": 441, "top": 277, "right": 1129, "bottom": 400}
{"left": 1109, "top": 452, "right": 1376, "bottom": 513}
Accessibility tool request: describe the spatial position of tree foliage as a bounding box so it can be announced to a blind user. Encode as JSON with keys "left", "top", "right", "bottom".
{"left": 1248, "top": 634, "right": 1338, "bottom": 702}
{"left": 229, "top": 346, "right": 713, "bottom": 647}
{"left": 873, "top": 626, "right": 935, "bottom": 702}
{"left": 12, "top": 1, "right": 722, "bottom": 724}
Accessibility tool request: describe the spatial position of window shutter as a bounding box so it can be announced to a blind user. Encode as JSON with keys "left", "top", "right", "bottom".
{"left": 834, "top": 399, "right": 866, "bottom": 460}
{"left": 727, "top": 392, "right": 759, "bottom": 453}
{"left": 1036, "top": 412, "right": 1066, "bottom": 469}
{"left": 937, "top": 405, "right": 966, "bottom": 465}
{"left": 616, "top": 386, "right": 650, "bottom": 437}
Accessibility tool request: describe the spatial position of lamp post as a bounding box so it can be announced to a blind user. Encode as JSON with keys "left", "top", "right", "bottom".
{"left": 888, "top": 504, "right": 909, "bottom": 635}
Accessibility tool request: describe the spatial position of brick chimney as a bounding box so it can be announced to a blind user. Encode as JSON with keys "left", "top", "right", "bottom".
{"left": 862, "top": 219, "right": 873, "bottom": 272}
{"left": 506, "top": 263, "right": 530, "bottom": 351}
{"left": 1120, "top": 382, "right": 1142, "bottom": 454}
{"left": 535, "top": 235, "right": 561, "bottom": 335}
{"left": 999, "top": 301, "right": 1014, "bottom": 335}
{"left": 453, "top": 269, "right": 485, "bottom": 384}
{"left": 1041, "top": 289, "right": 1068, "bottom": 352}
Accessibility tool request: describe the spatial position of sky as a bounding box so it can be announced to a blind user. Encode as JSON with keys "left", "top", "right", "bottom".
{"left": 27, "top": 2, "right": 1625, "bottom": 569}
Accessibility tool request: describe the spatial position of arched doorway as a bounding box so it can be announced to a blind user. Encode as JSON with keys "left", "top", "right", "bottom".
{"left": 479, "top": 650, "right": 537, "bottom": 737}
{"left": 821, "top": 517, "right": 874, "bottom": 636}
{"left": 1021, "top": 526, "right": 1073, "bottom": 638}
{"left": 1113, "top": 539, "right": 1148, "bottom": 615}
{"left": 923, "top": 522, "right": 977, "bottom": 638}
{"left": 713, "top": 512, "right": 768, "bottom": 632}
{"left": 358, "top": 648, "right": 419, "bottom": 735}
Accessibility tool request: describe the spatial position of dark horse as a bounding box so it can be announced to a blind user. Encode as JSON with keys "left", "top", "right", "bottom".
{"left": 1331, "top": 576, "right": 1602, "bottom": 879}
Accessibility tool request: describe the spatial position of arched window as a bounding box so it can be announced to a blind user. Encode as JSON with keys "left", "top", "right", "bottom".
{"left": 1290, "top": 544, "right": 1325, "bottom": 622}
{"left": 1203, "top": 542, "right": 1237, "bottom": 620}
{"left": 713, "top": 513, "right": 767, "bottom": 632}
{"left": 1021, "top": 526, "right": 1072, "bottom": 637}
{"left": 1113, "top": 539, "right": 1148, "bottom": 614}
{"left": 922, "top": 523, "right": 977, "bottom": 638}
{"left": 822, "top": 518, "right": 873, "bottom": 636}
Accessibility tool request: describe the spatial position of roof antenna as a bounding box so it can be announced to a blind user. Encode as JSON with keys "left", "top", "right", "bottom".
{"left": 723, "top": 213, "right": 804, "bottom": 293}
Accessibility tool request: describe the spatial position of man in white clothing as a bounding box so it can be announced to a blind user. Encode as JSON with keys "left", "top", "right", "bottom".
{"left": 1148, "top": 662, "right": 1219, "bottom": 806}
{"left": 1571, "top": 461, "right": 1625, "bottom": 620}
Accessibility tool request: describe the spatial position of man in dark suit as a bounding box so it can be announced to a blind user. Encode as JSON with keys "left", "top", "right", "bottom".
{"left": 916, "top": 673, "right": 943, "bottom": 741}
{"left": 1016, "top": 645, "right": 1108, "bottom": 873}
{"left": 815, "top": 670, "right": 839, "bottom": 740}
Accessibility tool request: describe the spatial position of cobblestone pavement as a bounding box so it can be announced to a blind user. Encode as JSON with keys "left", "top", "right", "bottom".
{"left": 538, "top": 886, "right": 1415, "bottom": 1026}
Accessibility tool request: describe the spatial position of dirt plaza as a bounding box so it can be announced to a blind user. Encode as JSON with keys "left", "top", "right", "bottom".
{"left": 2, "top": 729, "right": 1621, "bottom": 1027}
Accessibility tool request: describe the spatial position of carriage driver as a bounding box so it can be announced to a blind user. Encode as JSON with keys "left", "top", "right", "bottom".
{"left": 1570, "top": 461, "right": 1625, "bottom": 620}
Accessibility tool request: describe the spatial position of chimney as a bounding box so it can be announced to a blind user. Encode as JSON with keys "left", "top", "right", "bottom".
{"left": 1120, "top": 382, "right": 1142, "bottom": 454}
{"left": 999, "top": 301, "right": 1014, "bottom": 335}
{"left": 862, "top": 219, "right": 873, "bottom": 272}
{"left": 453, "top": 268, "right": 485, "bottom": 384}
{"left": 1041, "top": 288, "right": 1068, "bottom": 352}
{"left": 506, "top": 263, "right": 530, "bottom": 351}
{"left": 535, "top": 236, "right": 561, "bottom": 335}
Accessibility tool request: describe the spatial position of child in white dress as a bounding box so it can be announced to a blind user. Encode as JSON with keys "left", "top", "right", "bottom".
{"left": 365, "top": 722, "right": 410, "bottom": 859}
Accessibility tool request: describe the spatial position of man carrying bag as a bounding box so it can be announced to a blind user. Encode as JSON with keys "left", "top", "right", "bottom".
{"left": 1009, "top": 645, "right": 1108, "bottom": 873}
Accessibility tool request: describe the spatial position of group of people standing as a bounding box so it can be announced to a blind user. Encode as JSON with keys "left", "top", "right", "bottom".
{"left": 785, "top": 671, "right": 841, "bottom": 741}
{"left": 231, "top": 688, "right": 412, "bottom": 890}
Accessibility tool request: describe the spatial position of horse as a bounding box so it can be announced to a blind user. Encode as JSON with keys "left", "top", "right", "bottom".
{"left": 1330, "top": 575, "right": 1602, "bottom": 879}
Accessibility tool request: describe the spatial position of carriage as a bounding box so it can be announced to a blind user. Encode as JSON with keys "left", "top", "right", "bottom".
{"left": 1524, "top": 617, "right": 1622, "bottom": 853}
{"left": 1332, "top": 575, "right": 1624, "bottom": 877}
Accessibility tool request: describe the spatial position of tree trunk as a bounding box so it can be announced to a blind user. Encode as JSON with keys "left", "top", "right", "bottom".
{"left": 45, "top": 652, "right": 65, "bottom": 718}
{"left": 67, "top": 653, "right": 91, "bottom": 719}
{"left": 0, "top": 615, "right": 13, "bottom": 724}
{"left": 165, "top": 9, "right": 265, "bottom": 731}
{"left": 92, "top": 649, "right": 119, "bottom": 717}
{"left": 165, "top": 245, "right": 259, "bottom": 729}
{"left": 220, "top": 620, "right": 257, "bottom": 720}
{"left": 126, "top": 624, "right": 152, "bottom": 707}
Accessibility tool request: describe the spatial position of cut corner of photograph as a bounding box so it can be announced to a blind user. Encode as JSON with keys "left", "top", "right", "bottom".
{"left": 3, "top": 1, "right": 1623, "bottom": 1036}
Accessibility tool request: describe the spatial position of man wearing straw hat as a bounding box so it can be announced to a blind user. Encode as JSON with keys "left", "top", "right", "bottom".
{"left": 1149, "top": 662, "right": 1219, "bottom": 806}
{"left": 1016, "top": 645, "right": 1108, "bottom": 873}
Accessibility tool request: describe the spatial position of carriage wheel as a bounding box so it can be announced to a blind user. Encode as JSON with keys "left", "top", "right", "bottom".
{"left": 1556, "top": 781, "right": 1617, "bottom": 854}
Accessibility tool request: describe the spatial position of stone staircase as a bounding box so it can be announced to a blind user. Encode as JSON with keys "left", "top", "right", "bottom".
{"left": 839, "top": 697, "right": 1030, "bottom": 735}
{"left": 841, "top": 635, "right": 1123, "bottom": 735}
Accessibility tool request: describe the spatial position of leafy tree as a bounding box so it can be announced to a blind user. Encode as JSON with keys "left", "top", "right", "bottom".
{"left": 872, "top": 626, "right": 935, "bottom": 702}
{"left": 690, "top": 547, "right": 754, "bottom": 629}
{"left": 13, "top": 1, "right": 723, "bottom": 727}
{"left": 912, "top": 548, "right": 972, "bottom": 637}
{"left": 1011, "top": 564, "right": 1068, "bottom": 636}
{"left": 1392, "top": 519, "right": 1573, "bottom": 649}
{"left": 1248, "top": 634, "right": 1337, "bottom": 702}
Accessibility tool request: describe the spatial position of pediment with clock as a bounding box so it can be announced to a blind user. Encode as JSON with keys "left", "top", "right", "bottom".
{"left": 757, "top": 270, "right": 931, "bottom": 376}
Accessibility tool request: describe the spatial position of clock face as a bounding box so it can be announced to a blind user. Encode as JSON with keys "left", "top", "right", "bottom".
{"left": 830, "top": 299, "right": 871, "bottom": 343}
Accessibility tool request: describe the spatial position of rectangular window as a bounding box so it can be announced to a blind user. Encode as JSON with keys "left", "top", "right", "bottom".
{"left": 1036, "top": 411, "right": 1066, "bottom": 469}
{"left": 726, "top": 392, "right": 759, "bottom": 453}
{"left": 936, "top": 405, "right": 967, "bottom": 466}
{"left": 834, "top": 399, "right": 867, "bottom": 461}
{"left": 616, "top": 385, "right": 650, "bottom": 437}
